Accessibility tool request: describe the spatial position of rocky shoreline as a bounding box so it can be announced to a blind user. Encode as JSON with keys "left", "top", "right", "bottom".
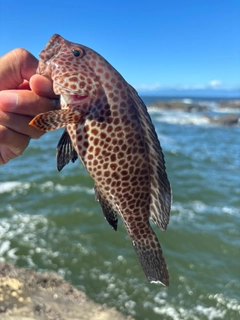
{"left": 148, "top": 99, "right": 240, "bottom": 126}
{"left": 218, "top": 100, "right": 240, "bottom": 110}
{"left": 148, "top": 100, "right": 208, "bottom": 112}
{"left": 0, "top": 263, "right": 134, "bottom": 320}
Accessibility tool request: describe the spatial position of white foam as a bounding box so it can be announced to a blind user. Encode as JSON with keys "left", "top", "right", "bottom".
{"left": 7, "top": 248, "right": 18, "bottom": 260}
{"left": 0, "top": 240, "right": 17, "bottom": 262}
{"left": 208, "top": 293, "right": 240, "bottom": 313}
{"left": 55, "top": 183, "right": 94, "bottom": 194}
{"left": 39, "top": 181, "right": 54, "bottom": 190}
{"left": 153, "top": 303, "right": 228, "bottom": 320}
{"left": 39, "top": 180, "right": 94, "bottom": 195}
{"left": 0, "top": 212, "right": 49, "bottom": 263}
{"left": 195, "top": 305, "right": 226, "bottom": 319}
{"left": 222, "top": 206, "right": 240, "bottom": 217}
{"left": 182, "top": 98, "right": 193, "bottom": 104}
{"left": 155, "top": 112, "right": 210, "bottom": 126}
{"left": 0, "top": 181, "right": 30, "bottom": 194}
{"left": 153, "top": 305, "right": 183, "bottom": 319}
{"left": 0, "top": 240, "right": 10, "bottom": 255}
{"left": 216, "top": 106, "right": 240, "bottom": 114}
{"left": 0, "top": 180, "right": 94, "bottom": 195}
{"left": 0, "top": 220, "right": 10, "bottom": 237}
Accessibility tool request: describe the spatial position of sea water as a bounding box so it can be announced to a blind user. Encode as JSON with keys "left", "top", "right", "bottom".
{"left": 0, "top": 97, "right": 239, "bottom": 319}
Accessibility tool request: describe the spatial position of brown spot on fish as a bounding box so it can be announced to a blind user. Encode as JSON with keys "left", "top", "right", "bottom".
{"left": 70, "top": 84, "right": 77, "bottom": 90}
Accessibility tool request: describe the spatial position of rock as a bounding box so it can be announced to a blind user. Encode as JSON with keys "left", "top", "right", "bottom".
{"left": 206, "top": 114, "right": 240, "bottom": 126}
{"left": 148, "top": 100, "right": 207, "bottom": 112}
{"left": 218, "top": 100, "right": 240, "bottom": 110}
{"left": 0, "top": 263, "right": 134, "bottom": 320}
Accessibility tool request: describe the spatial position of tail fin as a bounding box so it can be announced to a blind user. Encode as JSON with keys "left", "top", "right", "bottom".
{"left": 131, "top": 228, "right": 169, "bottom": 286}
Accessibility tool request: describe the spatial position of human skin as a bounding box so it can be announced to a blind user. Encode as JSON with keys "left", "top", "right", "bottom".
{"left": 0, "top": 48, "right": 59, "bottom": 164}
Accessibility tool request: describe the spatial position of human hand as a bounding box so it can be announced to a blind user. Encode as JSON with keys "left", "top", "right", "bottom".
{"left": 0, "top": 48, "right": 59, "bottom": 164}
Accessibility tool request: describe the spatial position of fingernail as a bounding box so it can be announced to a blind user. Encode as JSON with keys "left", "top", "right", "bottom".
{"left": 0, "top": 91, "right": 18, "bottom": 110}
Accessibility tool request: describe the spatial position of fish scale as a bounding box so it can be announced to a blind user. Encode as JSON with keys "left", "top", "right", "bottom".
{"left": 30, "top": 34, "right": 172, "bottom": 286}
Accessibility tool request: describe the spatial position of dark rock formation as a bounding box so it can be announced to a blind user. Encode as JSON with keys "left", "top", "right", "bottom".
{"left": 0, "top": 263, "right": 134, "bottom": 320}
{"left": 206, "top": 114, "right": 240, "bottom": 126}
{"left": 218, "top": 100, "right": 240, "bottom": 110}
{"left": 149, "top": 100, "right": 207, "bottom": 112}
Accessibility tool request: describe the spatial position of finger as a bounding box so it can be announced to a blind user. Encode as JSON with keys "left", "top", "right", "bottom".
{"left": 17, "top": 80, "right": 31, "bottom": 90}
{"left": 0, "top": 89, "right": 59, "bottom": 116}
{"left": 0, "top": 125, "right": 30, "bottom": 164}
{"left": 0, "top": 48, "right": 38, "bottom": 90}
{"left": 0, "top": 110, "right": 45, "bottom": 139}
{"left": 30, "top": 74, "right": 57, "bottom": 98}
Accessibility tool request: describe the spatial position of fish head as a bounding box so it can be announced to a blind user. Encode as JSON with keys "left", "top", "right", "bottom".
{"left": 37, "top": 34, "right": 104, "bottom": 108}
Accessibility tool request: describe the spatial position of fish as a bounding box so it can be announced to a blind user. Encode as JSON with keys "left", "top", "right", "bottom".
{"left": 30, "top": 34, "right": 172, "bottom": 286}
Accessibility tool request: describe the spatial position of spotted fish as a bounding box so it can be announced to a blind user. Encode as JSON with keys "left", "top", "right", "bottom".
{"left": 30, "top": 34, "right": 172, "bottom": 286}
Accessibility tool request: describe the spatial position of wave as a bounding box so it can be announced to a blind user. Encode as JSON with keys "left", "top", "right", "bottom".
{"left": 1, "top": 200, "right": 239, "bottom": 319}
{"left": 0, "top": 181, "right": 31, "bottom": 194}
{"left": 88, "top": 263, "right": 240, "bottom": 319}
{"left": 148, "top": 105, "right": 240, "bottom": 127}
{"left": 0, "top": 180, "right": 94, "bottom": 195}
{"left": 39, "top": 181, "right": 94, "bottom": 195}
{"left": 149, "top": 109, "right": 210, "bottom": 126}
{"left": 157, "top": 112, "right": 210, "bottom": 126}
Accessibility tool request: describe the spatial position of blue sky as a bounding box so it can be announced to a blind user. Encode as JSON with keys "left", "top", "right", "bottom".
{"left": 0, "top": 0, "right": 239, "bottom": 96}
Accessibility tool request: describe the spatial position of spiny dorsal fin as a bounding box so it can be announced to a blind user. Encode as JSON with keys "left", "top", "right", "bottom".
{"left": 56, "top": 129, "right": 78, "bottom": 171}
{"left": 128, "top": 87, "right": 172, "bottom": 230}
{"left": 94, "top": 186, "right": 118, "bottom": 231}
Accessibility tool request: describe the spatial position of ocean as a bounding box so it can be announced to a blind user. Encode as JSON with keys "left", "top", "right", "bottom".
{"left": 0, "top": 97, "right": 239, "bottom": 319}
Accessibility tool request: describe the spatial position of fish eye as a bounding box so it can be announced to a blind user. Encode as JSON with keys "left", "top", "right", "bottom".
{"left": 72, "top": 48, "right": 84, "bottom": 58}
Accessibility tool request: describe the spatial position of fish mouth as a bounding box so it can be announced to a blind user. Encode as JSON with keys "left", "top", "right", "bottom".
{"left": 60, "top": 94, "right": 89, "bottom": 109}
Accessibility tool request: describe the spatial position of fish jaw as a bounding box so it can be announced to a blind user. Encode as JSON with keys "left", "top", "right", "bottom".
{"left": 60, "top": 94, "right": 90, "bottom": 110}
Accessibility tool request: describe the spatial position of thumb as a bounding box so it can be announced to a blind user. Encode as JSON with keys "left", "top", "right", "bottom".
{"left": 30, "top": 74, "right": 57, "bottom": 99}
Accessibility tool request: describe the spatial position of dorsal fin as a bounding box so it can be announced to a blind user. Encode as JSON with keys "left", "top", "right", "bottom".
{"left": 128, "top": 87, "right": 172, "bottom": 230}
{"left": 56, "top": 129, "right": 78, "bottom": 171}
{"left": 94, "top": 186, "right": 118, "bottom": 231}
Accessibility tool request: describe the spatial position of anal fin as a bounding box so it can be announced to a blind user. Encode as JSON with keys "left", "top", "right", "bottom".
{"left": 95, "top": 186, "right": 118, "bottom": 231}
{"left": 56, "top": 129, "right": 78, "bottom": 171}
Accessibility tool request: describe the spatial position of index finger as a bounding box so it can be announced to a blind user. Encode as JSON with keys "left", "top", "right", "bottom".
{"left": 0, "top": 89, "right": 59, "bottom": 116}
{"left": 0, "top": 48, "right": 38, "bottom": 90}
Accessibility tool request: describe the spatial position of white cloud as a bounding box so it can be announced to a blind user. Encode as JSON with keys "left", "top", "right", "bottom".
{"left": 134, "top": 83, "right": 163, "bottom": 92}
{"left": 134, "top": 80, "right": 234, "bottom": 92}
{"left": 207, "top": 80, "right": 223, "bottom": 88}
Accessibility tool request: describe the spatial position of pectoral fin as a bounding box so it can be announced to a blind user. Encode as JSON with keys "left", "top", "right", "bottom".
{"left": 29, "top": 109, "right": 82, "bottom": 132}
{"left": 56, "top": 129, "right": 78, "bottom": 171}
{"left": 95, "top": 186, "right": 118, "bottom": 231}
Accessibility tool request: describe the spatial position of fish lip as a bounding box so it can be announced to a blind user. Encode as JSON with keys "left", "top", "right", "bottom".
{"left": 60, "top": 94, "right": 90, "bottom": 109}
{"left": 62, "top": 94, "right": 89, "bottom": 103}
